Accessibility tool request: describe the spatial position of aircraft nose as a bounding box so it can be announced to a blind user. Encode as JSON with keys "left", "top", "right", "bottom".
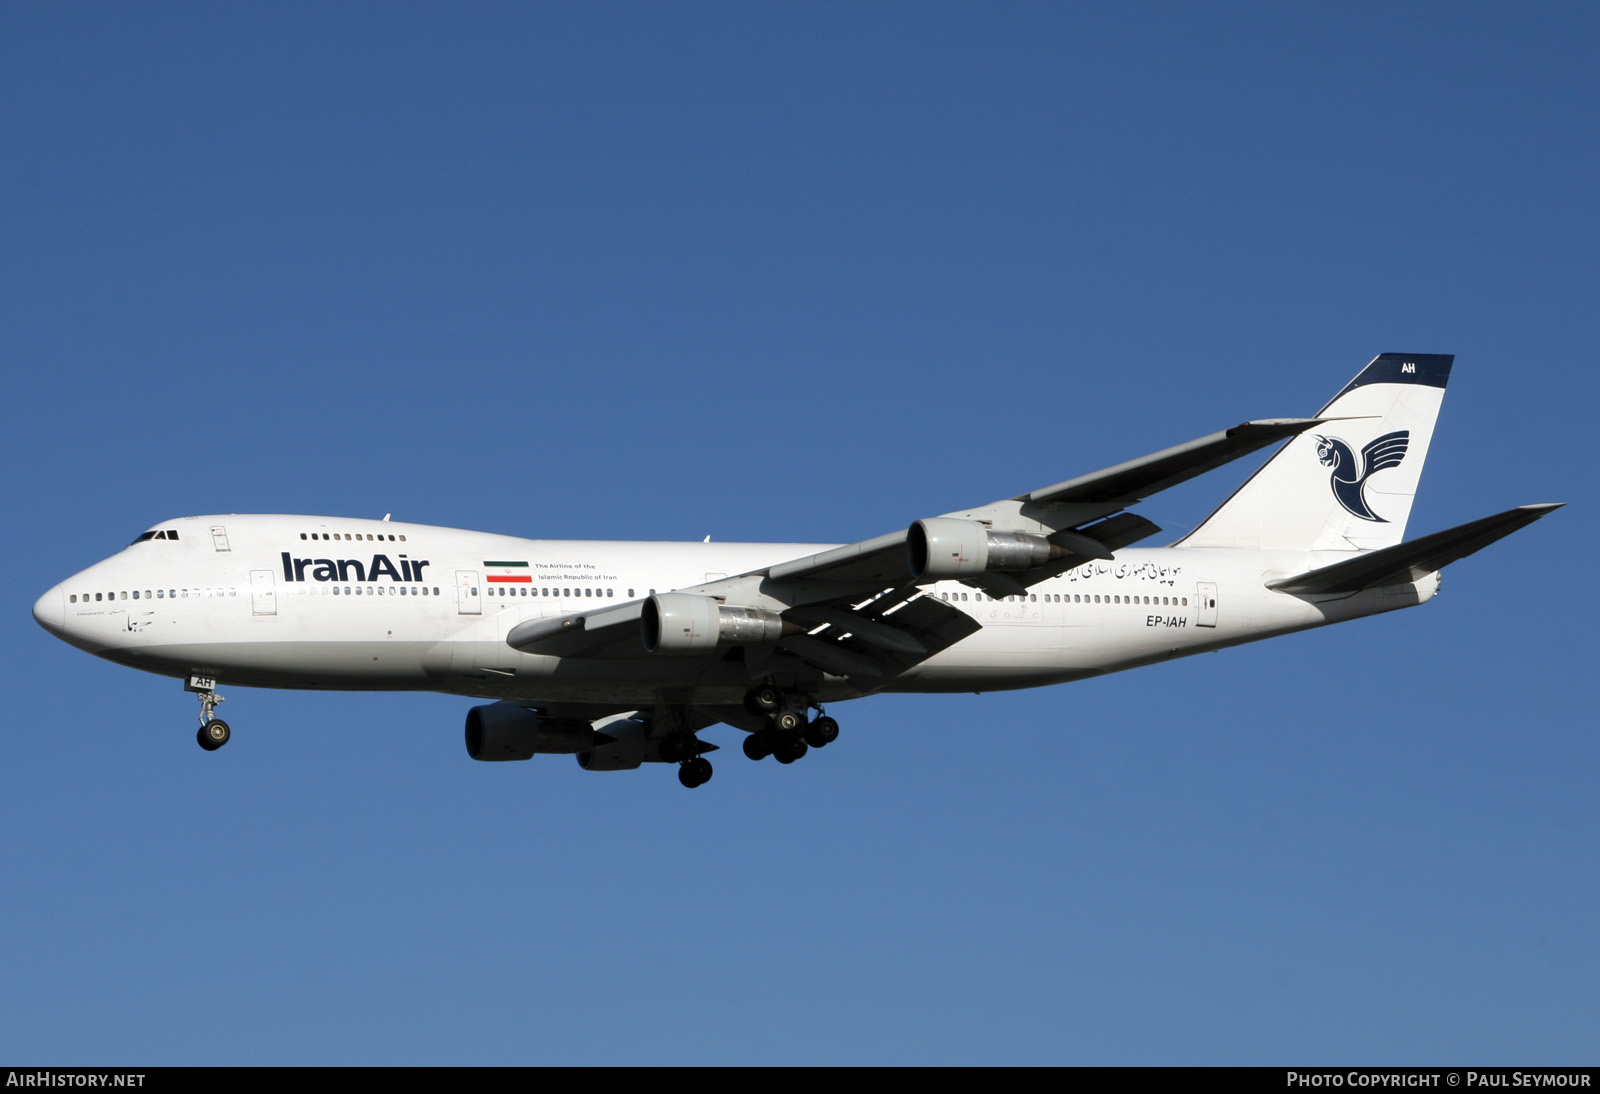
{"left": 33, "top": 585, "right": 65, "bottom": 637}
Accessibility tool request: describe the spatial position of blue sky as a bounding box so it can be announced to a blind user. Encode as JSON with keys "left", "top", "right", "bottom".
{"left": 3, "top": 3, "right": 1595, "bottom": 1064}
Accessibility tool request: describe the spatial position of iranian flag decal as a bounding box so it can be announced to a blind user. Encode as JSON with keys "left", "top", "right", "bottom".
{"left": 483, "top": 560, "right": 532, "bottom": 583}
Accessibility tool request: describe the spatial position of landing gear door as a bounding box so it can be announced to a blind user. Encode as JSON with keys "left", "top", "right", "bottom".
{"left": 250, "top": 569, "right": 277, "bottom": 616}
{"left": 457, "top": 570, "right": 481, "bottom": 615}
{"left": 1196, "top": 582, "right": 1218, "bottom": 628}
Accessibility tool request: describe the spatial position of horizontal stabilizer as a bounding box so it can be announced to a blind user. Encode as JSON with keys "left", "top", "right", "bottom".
{"left": 1268, "top": 503, "right": 1562, "bottom": 595}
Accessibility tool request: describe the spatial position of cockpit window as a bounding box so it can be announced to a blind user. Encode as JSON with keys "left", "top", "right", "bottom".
{"left": 130, "top": 529, "right": 181, "bottom": 544}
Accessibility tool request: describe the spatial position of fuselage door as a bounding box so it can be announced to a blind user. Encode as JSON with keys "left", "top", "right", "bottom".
{"left": 457, "top": 570, "right": 481, "bottom": 615}
{"left": 1196, "top": 582, "right": 1219, "bottom": 628}
{"left": 211, "top": 525, "right": 231, "bottom": 551}
{"left": 250, "top": 569, "right": 277, "bottom": 616}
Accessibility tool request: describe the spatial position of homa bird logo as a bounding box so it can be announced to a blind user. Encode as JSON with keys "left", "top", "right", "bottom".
{"left": 1314, "top": 430, "right": 1410, "bottom": 522}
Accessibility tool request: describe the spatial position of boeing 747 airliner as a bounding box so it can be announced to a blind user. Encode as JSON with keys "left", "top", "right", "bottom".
{"left": 33, "top": 355, "right": 1560, "bottom": 788}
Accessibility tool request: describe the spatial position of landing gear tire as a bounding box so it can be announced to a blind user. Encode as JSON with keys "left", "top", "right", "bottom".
{"left": 774, "top": 735, "right": 808, "bottom": 764}
{"left": 805, "top": 716, "right": 839, "bottom": 749}
{"left": 744, "top": 684, "right": 781, "bottom": 717}
{"left": 743, "top": 730, "right": 774, "bottom": 761}
{"left": 678, "top": 757, "right": 713, "bottom": 788}
{"left": 197, "top": 719, "right": 231, "bottom": 751}
{"left": 774, "top": 710, "right": 804, "bottom": 733}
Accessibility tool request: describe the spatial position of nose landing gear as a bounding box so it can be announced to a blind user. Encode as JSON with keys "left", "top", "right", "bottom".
{"left": 186, "top": 675, "right": 230, "bottom": 752}
{"left": 198, "top": 719, "right": 231, "bottom": 751}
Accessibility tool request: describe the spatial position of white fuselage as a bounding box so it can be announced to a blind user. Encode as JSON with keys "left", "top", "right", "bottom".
{"left": 34, "top": 513, "right": 1439, "bottom": 708}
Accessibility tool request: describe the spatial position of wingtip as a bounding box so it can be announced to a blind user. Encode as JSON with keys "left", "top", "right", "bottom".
{"left": 1227, "top": 416, "right": 1325, "bottom": 437}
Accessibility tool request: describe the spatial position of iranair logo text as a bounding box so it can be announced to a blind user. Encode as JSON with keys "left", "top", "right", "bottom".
{"left": 280, "top": 552, "right": 431, "bottom": 583}
{"left": 1314, "top": 430, "right": 1410, "bottom": 522}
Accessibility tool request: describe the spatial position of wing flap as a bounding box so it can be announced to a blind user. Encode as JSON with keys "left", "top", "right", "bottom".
{"left": 778, "top": 587, "right": 981, "bottom": 683}
{"left": 1268, "top": 503, "right": 1562, "bottom": 595}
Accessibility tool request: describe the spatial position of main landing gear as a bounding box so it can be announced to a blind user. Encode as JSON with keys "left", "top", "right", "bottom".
{"left": 659, "top": 731, "right": 714, "bottom": 789}
{"left": 186, "top": 675, "right": 230, "bottom": 752}
{"left": 741, "top": 684, "right": 840, "bottom": 766}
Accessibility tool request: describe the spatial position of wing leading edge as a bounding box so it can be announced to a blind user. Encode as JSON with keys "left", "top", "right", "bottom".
{"left": 508, "top": 415, "right": 1327, "bottom": 679}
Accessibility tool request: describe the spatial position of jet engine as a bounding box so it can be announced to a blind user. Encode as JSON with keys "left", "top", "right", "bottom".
{"left": 906, "top": 518, "right": 1063, "bottom": 580}
{"left": 464, "top": 702, "right": 599, "bottom": 761}
{"left": 576, "top": 718, "right": 662, "bottom": 771}
{"left": 640, "top": 592, "right": 787, "bottom": 654}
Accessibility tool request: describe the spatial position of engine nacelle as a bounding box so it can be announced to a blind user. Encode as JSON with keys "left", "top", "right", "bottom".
{"left": 576, "top": 719, "right": 661, "bottom": 772}
{"left": 641, "top": 592, "right": 785, "bottom": 654}
{"left": 906, "top": 519, "right": 1058, "bottom": 580}
{"left": 464, "top": 702, "right": 598, "bottom": 762}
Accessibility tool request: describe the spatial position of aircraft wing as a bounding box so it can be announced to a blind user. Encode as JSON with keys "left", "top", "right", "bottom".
{"left": 506, "top": 599, "right": 647, "bottom": 658}
{"left": 1006, "top": 418, "right": 1326, "bottom": 511}
{"left": 508, "top": 415, "right": 1325, "bottom": 680}
{"left": 506, "top": 579, "right": 979, "bottom": 664}
{"left": 749, "top": 416, "right": 1327, "bottom": 590}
